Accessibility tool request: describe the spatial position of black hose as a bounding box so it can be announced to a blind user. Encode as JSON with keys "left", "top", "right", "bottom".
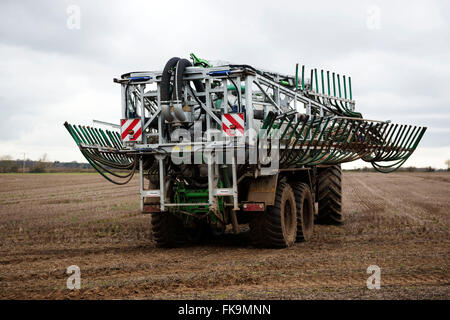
{"left": 161, "top": 57, "right": 180, "bottom": 103}
{"left": 229, "top": 64, "right": 259, "bottom": 73}
{"left": 173, "top": 58, "right": 206, "bottom": 106}
{"left": 187, "top": 85, "right": 204, "bottom": 121}
{"left": 227, "top": 75, "right": 241, "bottom": 111}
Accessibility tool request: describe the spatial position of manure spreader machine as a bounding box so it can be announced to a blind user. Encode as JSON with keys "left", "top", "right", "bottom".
{"left": 65, "top": 54, "right": 426, "bottom": 247}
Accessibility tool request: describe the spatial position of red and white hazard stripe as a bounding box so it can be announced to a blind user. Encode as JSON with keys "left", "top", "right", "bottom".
{"left": 120, "top": 118, "right": 142, "bottom": 142}
{"left": 222, "top": 113, "right": 245, "bottom": 137}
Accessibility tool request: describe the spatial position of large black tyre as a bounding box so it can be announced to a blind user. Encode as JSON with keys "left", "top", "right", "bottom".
{"left": 151, "top": 212, "right": 187, "bottom": 248}
{"left": 316, "top": 164, "right": 343, "bottom": 225}
{"left": 291, "top": 182, "right": 314, "bottom": 242}
{"left": 250, "top": 181, "right": 297, "bottom": 248}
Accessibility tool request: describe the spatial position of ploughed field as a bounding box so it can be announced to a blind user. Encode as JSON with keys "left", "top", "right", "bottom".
{"left": 0, "top": 172, "right": 448, "bottom": 299}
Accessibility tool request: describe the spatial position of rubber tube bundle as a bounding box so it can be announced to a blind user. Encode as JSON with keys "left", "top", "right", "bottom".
{"left": 161, "top": 57, "right": 205, "bottom": 122}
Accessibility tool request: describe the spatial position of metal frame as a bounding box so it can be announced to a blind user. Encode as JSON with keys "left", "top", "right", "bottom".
{"left": 110, "top": 64, "right": 425, "bottom": 211}
{"left": 64, "top": 63, "right": 425, "bottom": 214}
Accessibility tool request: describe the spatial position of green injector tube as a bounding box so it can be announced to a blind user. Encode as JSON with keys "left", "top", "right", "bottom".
{"left": 349, "top": 77, "right": 352, "bottom": 100}
{"left": 302, "top": 65, "right": 305, "bottom": 89}
{"left": 343, "top": 75, "right": 347, "bottom": 99}
{"left": 332, "top": 72, "right": 336, "bottom": 97}
{"left": 314, "top": 69, "right": 319, "bottom": 93}
{"left": 327, "top": 71, "right": 331, "bottom": 96}
{"left": 337, "top": 74, "right": 342, "bottom": 98}
{"left": 321, "top": 70, "right": 325, "bottom": 94}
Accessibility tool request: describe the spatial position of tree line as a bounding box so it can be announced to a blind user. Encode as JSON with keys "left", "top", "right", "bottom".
{"left": 0, "top": 155, "right": 92, "bottom": 173}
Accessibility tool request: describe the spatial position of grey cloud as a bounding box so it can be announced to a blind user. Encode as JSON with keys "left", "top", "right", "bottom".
{"left": 0, "top": 0, "right": 448, "bottom": 162}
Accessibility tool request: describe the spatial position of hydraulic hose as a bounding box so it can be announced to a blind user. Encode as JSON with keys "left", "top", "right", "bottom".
{"left": 173, "top": 58, "right": 206, "bottom": 121}
{"left": 161, "top": 57, "right": 180, "bottom": 121}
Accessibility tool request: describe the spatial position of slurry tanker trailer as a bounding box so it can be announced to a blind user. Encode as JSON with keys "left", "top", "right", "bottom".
{"left": 65, "top": 54, "right": 426, "bottom": 248}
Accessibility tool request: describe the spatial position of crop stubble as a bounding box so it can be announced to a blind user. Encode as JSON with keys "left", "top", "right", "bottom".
{"left": 0, "top": 172, "right": 448, "bottom": 299}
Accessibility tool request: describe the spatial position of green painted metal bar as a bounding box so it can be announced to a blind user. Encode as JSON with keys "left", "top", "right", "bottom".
{"left": 280, "top": 117, "right": 307, "bottom": 164}
{"left": 107, "top": 130, "right": 122, "bottom": 149}
{"left": 332, "top": 72, "right": 336, "bottom": 97}
{"left": 337, "top": 74, "right": 342, "bottom": 98}
{"left": 258, "top": 113, "right": 428, "bottom": 169}
{"left": 327, "top": 71, "right": 330, "bottom": 96}
{"left": 96, "top": 128, "right": 124, "bottom": 164}
{"left": 106, "top": 130, "right": 120, "bottom": 150}
{"left": 305, "top": 118, "right": 340, "bottom": 165}
{"left": 259, "top": 114, "right": 274, "bottom": 131}
{"left": 73, "top": 125, "right": 87, "bottom": 145}
{"left": 376, "top": 124, "right": 405, "bottom": 161}
{"left": 80, "top": 126, "right": 94, "bottom": 145}
{"left": 293, "top": 116, "right": 325, "bottom": 164}
{"left": 314, "top": 69, "right": 319, "bottom": 93}
{"left": 410, "top": 127, "right": 427, "bottom": 150}
{"left": 343, "top": 75, "right": 347, "bottom": 100}
{"left": 329, "top": 125, "right": 359, "bottom": 164}
{"left": 267, "top": 113, "right": 287, "bottom": 137}
{"left": 97, "top": 128, "right": 128, "bottom": 164}
{"left": 76, "top": 125, "right": 90, "bottom": 144}
{"left": 396, "top": 126, "right": 413, "bottom": 156}
{"left": 87, "top": 126, "right": 102, "bottom": 146}
{"left": 321, "top": 70, "right": 325, "bottom": 94}
{"left": 287, "top": 116, "right": 324, "bottom": 165}
{"left": 90, "top": 127, "right": 105, "bottom": 147}
{"left": 303, "top": 117, "right": 332, "bottom": 165}
{"left": 68, "top": 124, "right": 82, "bottom": 145}
{"left": 396, "top": 125, "right": 414, "bottom": 153}
{"left": 371, "top": 125, "right": 427, "bottom": 173}
{"left": 279, "top": 116, "right": 306, "bottom": 163}
{"left": 91, "top": 128, "right": 117, "bottom": 163}
{"left": 64, "top": 123, "right": 137, "bottom": 184}
{"left": 89, "top": 127, "right": 121, "bottom": 164}
{"left": 85, "top": 126, "right": 127, "bottom": 165}
{"left": 100, "top": 128, "right": 129, "bottom": 165}
{"left": 301, "top": 65, "right": 305, "bottom": 90}
{"left": 391, "top": 126, "right": 419, "bottom": 161}
{"left": 318, "top": 118, "right": 352, "bottom": 163}
{"left": 403, "top": 126, "right": 422, "bottom": 153}
{"left": 314, "top": 119, "right": 344, "bottom": 165}
{"left": 95, "top": 128, "right": 110, "bottom": 147}
{"left": 388, "top": 125, "right": 408, "bottom": 157}
{"left": 280, "top": 116, "right": 310, "bottom": 164}
{"left": 280, "top": 116, "right": 295, "bottom": 140}
{"left": 348, "top": 77, "right": 352, "bottom": 100}
{"left": 65, "top": 123, "right": 81, "bottom": 146}
{"left": 114, "top": 131, "right": 122, "bottom": 144}
{"left": 331, "top": 120, "right": 364, "bottom": 163}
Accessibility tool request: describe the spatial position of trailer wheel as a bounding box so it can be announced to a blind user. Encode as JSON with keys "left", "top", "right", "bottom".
{"left": 316, "top": 164, "right": 343, "bottom": 225}
{"left": 151, "top": 212, "right": 187, "bottom": 247}
{"left": 292, "top": 182, "right": 314, "bottom": 241}
{"left": 250, "top": 181, "right": 297, "bottom": 248}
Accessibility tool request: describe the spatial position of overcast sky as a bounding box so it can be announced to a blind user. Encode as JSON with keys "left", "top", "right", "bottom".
{"left": 0, "top": 0, "right": 449, "bottom": 168}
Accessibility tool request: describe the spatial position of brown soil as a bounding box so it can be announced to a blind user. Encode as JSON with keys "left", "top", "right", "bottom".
{"left": 0, "top": 172, "right": 448, "bottom": 299}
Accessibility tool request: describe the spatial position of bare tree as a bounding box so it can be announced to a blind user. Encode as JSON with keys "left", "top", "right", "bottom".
{"left": 39, "top": 153, "right": 49, "bottom": 162}
{"left": 446, "top": 159, "right": 450, "bottom": 171}
{"left": 30, "top": 154, "right": 50, "bottom": 173}
{"left": 0, "top": 155, "right": 18, "bottom": 173}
